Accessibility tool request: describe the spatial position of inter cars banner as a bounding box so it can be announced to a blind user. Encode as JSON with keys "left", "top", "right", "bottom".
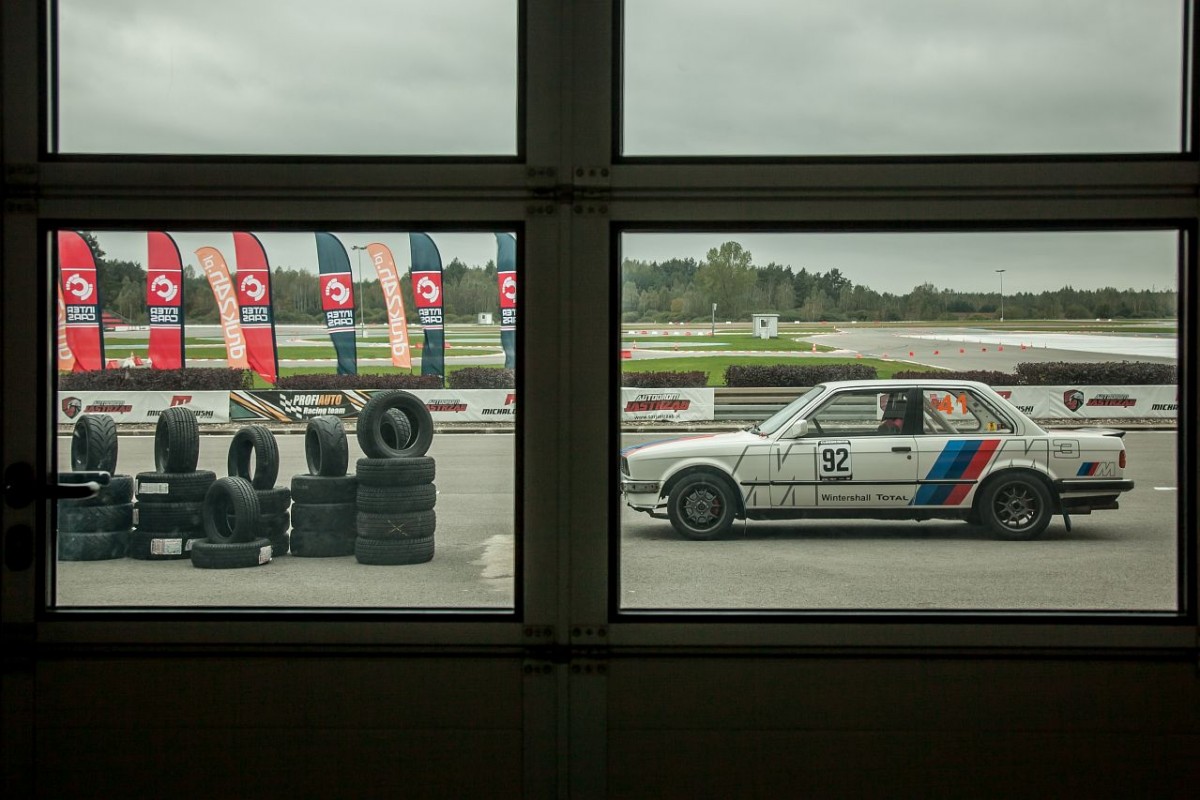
{"left": 495, "top": 233, "right": 517, "bottom": 369}
{"left": 146, "top": 231, "right": 185, "bottom": 370}
{"left": 57, "top": 230, "right": 105, "bottom": 371}
{"left": 996, "top": 386, "right": 1177, "bottom": 419}
{"left": 410, "top": 233, "right": 445, "bottom": 381}
{"left": 621, "top": 388, "right": 715, "bottom": 422}
{"left": 56, "top": 391, "right": 230, "bottom": 424}
{"left": 195, "top": 246, "right": 250, "bottom": 369}
{"left": 233, "top": 232, "right": 279, "bottom": 384}
{"left": 316, "top": 232, "right": 357, "bottom": 375}
{"left": 366, "top": 242, "right": 412, "bottom": 368}
{"left": 56, "top": 284, "right": 77, "bottom": 372}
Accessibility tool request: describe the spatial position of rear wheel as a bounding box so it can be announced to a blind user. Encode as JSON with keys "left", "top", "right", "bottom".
{"left": 978, "top": 473, "right": 1053, "bottom": 540}
{"left": 666, "top": 472, "right": 738, "bottom": 541}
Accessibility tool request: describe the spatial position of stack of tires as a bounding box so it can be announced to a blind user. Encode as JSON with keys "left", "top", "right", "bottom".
{"left": 354, "top": 391, "right": 438, "bottom": 565}
{"left": 57, "top": 414, "right": 132, "bottom": 561}
{"left": 192, "top": 476, "right": 272, "bottom": 569}
{"left": 226, "top": 424, "right": 290, "bottom": 557}
{"left": 131, "top": 406, "right": 215, "bottom": 560}
{"left": 289, "top": 416, "right": 358, "bottom": 557}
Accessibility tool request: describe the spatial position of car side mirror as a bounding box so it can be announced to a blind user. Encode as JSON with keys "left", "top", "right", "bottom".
{"left": 784, "top": 419, "right": 809, "bottom": 438}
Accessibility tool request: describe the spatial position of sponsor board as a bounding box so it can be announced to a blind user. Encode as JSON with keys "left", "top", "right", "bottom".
{"left": 56, "top": 391, "right": 229, "bottom": 424}
{"left": 230, "top": 390, "right": 520, "bottom": 423}
{"left": 996, "top": 386, "right": 1177, "bottom": 419}
{"left": 621, "top": 388, "right": 715, "bottom": 422}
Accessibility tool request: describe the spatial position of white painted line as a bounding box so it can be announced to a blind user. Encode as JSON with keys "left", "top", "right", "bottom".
{"left": 1153, "top": 487, "right": 1177, "bottom": 491}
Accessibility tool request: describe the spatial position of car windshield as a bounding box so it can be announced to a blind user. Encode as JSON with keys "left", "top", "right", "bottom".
{"left": 754, "top": 385, "right": 827, "bottom": 436}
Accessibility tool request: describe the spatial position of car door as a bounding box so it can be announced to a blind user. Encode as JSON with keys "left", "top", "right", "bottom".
{"left": 913, "top": 385, "right": 1012, "bottom": 508}
{"left": 773, "top": 387, "right": 918, "bottom": 509}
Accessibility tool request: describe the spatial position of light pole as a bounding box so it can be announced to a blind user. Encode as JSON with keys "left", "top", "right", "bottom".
{"left": 995, "top": 269, "right": 1006, "bottom": 322}
{"left": 350, "top": 245, "right": 367, "bottom": 338}
{"left": 711, "top": 303, "right": 717, "bottom": 337}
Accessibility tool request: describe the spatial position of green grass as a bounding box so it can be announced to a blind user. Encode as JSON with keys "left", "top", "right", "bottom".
{"left": 621, "top": 356, "right": 911, "bottom": 386}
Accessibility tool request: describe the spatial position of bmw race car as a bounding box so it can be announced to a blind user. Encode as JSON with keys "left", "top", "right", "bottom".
{"left": 620, "top": 380, "right": 1134, "bottom": 541}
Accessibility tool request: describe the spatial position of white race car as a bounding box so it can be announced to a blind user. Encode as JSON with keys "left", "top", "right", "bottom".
{"left": 620, "top": 379, "right": 1134, "bottom": 541}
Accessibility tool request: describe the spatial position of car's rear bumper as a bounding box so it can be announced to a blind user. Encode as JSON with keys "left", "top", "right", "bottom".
{"left": 1053, "top": 478, "right": 1135, "bottom": 496}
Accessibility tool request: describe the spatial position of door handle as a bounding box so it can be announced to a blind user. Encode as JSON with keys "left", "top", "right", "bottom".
{"left": 3, "top": 463, "right": 109, "bottom": 509}
{"left": 891, "top": 446, "right": 912, "bottom": 453}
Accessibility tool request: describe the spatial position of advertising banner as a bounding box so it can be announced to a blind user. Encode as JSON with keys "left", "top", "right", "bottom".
{"left": 315, "top": 232, "right": 357, "bottom": 375}
{"left": 495, "top": 232, "right": 517, "bottom": 369}
{"left": 57, "top": 391, "right": 230, "bottom": 424}
{"left": 56, "top": 284, "right": 77, "bottom": 372}
{"left": 233, "top": 232, "right": 279, "bottom": 384}
{"left": 146, "top": 231, "right": 185, "bottom": 370}
{"left": 195, "top": 246, "right": 250, "bottom": 369}
{"left": 410, "top": 233, "right": 445, "bottom": 381}
{"left": 621, "top": 388, "right": 716, "bottom": 422}
{"left": 366, "top": 242, "right": 412, "bottom": 368}
{"left": 57, "top": 230, "right": 105, "bottom": 371}
{"left": 995, "top": 385, "right": 1178, "bottom": 419}
{"left": 231, "top": 389, "right": 517, "bottom": 422}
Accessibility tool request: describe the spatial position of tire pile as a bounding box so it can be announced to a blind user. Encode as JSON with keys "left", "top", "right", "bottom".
{"left": 226, "top": 424, "right": 290, "bottom": 557}
{"left": 131, "top": 406, "right": 217, "bottom": 560}
{"left": 354, "top": 390, "right": 438, "bottom": 565}
{"left": 57, "top": 414, "right": 132, "bottom": 561}
{"left": 289, "top": 416, "right": 358, "bottom": 557}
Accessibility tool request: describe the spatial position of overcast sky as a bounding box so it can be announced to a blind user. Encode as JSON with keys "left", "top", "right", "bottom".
{"left": 59, "top": 1, "right": 1184, "bottom": 293}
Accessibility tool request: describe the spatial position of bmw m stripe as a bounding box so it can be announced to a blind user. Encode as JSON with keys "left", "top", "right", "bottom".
{"left": 912, "top": 439, "right": 1001, "bottom": 506}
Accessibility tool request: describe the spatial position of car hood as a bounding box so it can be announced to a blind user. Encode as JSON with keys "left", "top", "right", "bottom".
{"left": 621, "top": 430, "right": 766, "bottom": 461}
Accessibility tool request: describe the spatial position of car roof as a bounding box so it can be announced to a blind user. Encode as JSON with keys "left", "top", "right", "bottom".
{"left": 816, "top": 379, "right": 992, "bottom": 390}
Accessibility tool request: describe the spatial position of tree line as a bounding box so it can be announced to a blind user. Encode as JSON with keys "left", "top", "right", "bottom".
{"left": 622, "top": 241, "right": 1177, "bottom": 322}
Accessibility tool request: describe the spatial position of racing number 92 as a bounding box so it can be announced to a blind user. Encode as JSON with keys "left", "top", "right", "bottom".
{"left": 819, "top": 442, "right": 852, "bottom": 480}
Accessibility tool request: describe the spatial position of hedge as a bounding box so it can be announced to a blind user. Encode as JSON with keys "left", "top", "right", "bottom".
{"left": 893, "top": 361, "right": 1176, "bottom": 386}
{"left": 275, "top": 373, "right": 443, "bottom": 390}
{"left": 449, "top": 368, "right": 515, "bottom": 389}
{"left": 622, "top": 371, "right": 708, "bottom": 388}
{"left": 59, "top": 368, "right": 253, "bottom": 390}
{"left": 724, "top": 363, "right": 877, "bottom": 387}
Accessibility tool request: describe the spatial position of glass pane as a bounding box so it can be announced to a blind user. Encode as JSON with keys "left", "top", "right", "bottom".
{"left": 54, "top": 1, "right": 518, "bottom": 155}
{"left": 618, "top": 230, "right": 1180, "bottom": 611}
{"left": 623, "top": 0, "right": 1184, "bottom": 156}
{"left": 54, "top": 229, "right": 518, "bottom": 609}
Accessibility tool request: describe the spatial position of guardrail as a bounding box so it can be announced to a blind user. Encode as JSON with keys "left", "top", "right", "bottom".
{"left": 714, "top": 387, "right": 809, "bottom": 421}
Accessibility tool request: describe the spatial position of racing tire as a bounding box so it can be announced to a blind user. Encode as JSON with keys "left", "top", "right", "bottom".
{"left": 134, "top": 501, "right": 205, "bottom": 534}
{"left": 125, "top": 529, "right": 203, "bottom": 561}
{"left": 977, "top": 473, "right": 1054, "bottom": 541}
{"left": 58, "top": 502, "right": 133, "bottom": 533}
{"left": 291, "top": 502, "right": 358, "bottom": 532}
{"left": 256, "top": 486, "right": 292, "bottom": 515}
{"left": 135, "top": 471, "right": 217, "bottom": 504}
{"left": 202, "top": 477, "right": 262, "bottom": 544}
{"left": 70, "top": 414, "right": 118, "bottom": 472}
{"left": 355, "top": 457, "right": 436, "bottom": 487}
{"left": 356, "top": 484, "right": 437, "bottom": 514}
{"left": 154, "top": 405, "right": 200, "bottom": 473}
{"left": 227, "top": 425, "right": 280, "bottom": 489}
{"left": 289, "top": 528, "right": 356, "bottom": 558}
{"left": 290, "top": 474, "right": 358, "bottom": 504}
{"left": 356, "top": 390, "right": 434, "bottom": 459}
{"left": 355, "top": 510, "right": 437, "bottom": 540}
{"left": 57, "top": 473, "right": 134, "bottom": 507}
{"left": 305, "top": 416, "right": 349, "bottom": 477}
{"left": 57, "top": 529, "right": 127, "bottom": 561}
{"left": 190, "top": 538, "right": 273, "bottom": 569}
{"left": 355, "top": 534, "right": 434, "bottom": 565}
{"left": 667, "top": 472, "right": 738, "bottom": 541}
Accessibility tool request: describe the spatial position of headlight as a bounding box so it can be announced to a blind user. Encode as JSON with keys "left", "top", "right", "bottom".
{"left": 620, "top": 457, "right": 629, "bottom": 476}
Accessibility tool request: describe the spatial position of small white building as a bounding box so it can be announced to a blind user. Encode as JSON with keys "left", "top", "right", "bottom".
{"left": 751, "top": 313, "right": 779, "bottom": 339}
{"left": 477, "top": 312, "right": 494, "bottom": 325}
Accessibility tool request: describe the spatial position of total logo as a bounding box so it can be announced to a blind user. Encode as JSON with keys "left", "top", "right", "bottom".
{"left": 416, "top": 275, "right": 441, "bottom": 304}
{"left": 64, "top": 273, "right": 94, "bottom": 302}
{"left": 324, "top": 277, "right": 351, "bottom": 306}
{"left": 150, "top": 275, "right": 179, "bottom": 303}
{"left": 239, "top": 274, "right": 267, "bottom": 303}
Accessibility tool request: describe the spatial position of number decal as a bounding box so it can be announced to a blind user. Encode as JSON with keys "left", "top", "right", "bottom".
{"left": 930, "top": 393, "right": 970, "bottom": 416}
{"left": 818, "top": 441, "right": 853, "bottom": 480}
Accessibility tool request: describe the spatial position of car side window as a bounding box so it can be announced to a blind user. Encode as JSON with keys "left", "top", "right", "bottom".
{"left": 808, "top": 390, "right": 910, "bottom": 436}
{"left": 922, "top": 388, "right": 1014, "bottom": 435}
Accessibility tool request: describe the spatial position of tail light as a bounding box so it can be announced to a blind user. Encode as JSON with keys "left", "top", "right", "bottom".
{"left": 1119, "top": 449, "right": 1126, "bottom": 469}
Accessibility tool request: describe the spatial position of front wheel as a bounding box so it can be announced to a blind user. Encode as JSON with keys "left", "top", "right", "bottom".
{"left": 667, "top": 473, "right": 738, "bottom": 541}
{"left": 977, "top": 474, "right": 1053, "bottom": 540}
